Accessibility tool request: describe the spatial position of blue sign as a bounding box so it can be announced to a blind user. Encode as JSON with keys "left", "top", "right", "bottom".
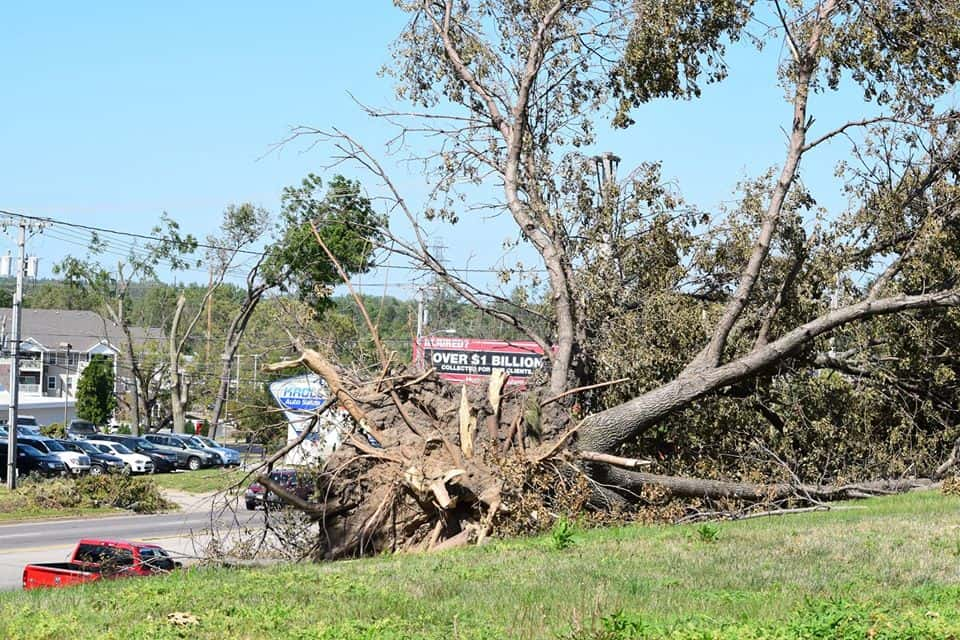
{"left": 269, "top": 374, "right": 329, "bottom": 412}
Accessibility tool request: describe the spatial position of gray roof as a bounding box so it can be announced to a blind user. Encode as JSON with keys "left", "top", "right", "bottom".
{"left": 0, "top": 308, "right": 163, "bottom": 352}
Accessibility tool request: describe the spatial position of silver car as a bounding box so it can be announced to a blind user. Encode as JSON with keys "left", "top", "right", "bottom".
{"left": 189, "top": 436, "right": 241, "bottom": 467}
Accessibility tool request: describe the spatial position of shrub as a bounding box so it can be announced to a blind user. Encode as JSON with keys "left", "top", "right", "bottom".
{"left": 40, "top": 422, "right": 66, "bottom": 439}
{"left": 10, "top": 477, "right": 83, "bottom": 510}
{"left": 75, "top": 474, "right": 175, "bottom": 513}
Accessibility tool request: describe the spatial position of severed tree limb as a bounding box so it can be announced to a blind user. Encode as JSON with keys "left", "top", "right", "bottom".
{"left": 347, "top": 435, "right": 405, "bottom": 464}
{"left": 255, "top": 474, "right": 357, "bottom": 520}
{"left": 541, "top": 377, "right": 630, "bottom": 407}
{"left": 394, "top": 368, "right": 437, "bottom": 390}
{"left": 578, "top": 451, "right": 653, "bottom": 469}
{"left": 528, "top": 423, "right": 580, "bottom": 464}
{"left": 595, "top": 465, "right": 931, "bottom": 504}
{"left": 388, "top": 390, "right": 424, "bottom": 437}
{"left": 934, "top": 437, "right": 960, "bottom": 480}
{"left": 266, "top": 346, "right": 386, "bottom": 444}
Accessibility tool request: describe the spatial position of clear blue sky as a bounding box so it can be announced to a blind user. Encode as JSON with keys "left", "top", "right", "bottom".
{"left": 0, "top": 2, "right": 860, "bottom": 296}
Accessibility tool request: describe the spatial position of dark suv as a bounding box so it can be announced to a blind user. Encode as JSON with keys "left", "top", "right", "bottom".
{"left": 0, "top": 441, "right": 67, "bottom": 479}
{"left": 91, "top": 435, "right": 178, "bottom": 473}
{"left": 66, "top": 419, "right": 100, "bottom": 440}
{"left": 58, "top": 439, "right": 126, "bottom": 475}
{"left": 244, "top": 469, "right": 316, "bottom": 510}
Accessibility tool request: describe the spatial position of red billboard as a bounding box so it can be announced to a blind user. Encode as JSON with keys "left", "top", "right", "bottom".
{"left": 413, "top": 337, "right": 545, "bottom": 385}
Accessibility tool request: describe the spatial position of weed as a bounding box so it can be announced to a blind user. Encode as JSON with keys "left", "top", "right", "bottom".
{"left": 550, "top": 516, "right": 577, "bottom": 551}
{"left": 695, "top": 523, "right": 721, "bottom": 543}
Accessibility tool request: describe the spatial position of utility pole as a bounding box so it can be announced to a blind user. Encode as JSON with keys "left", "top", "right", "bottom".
{"left": 5, "top": 220, "right": 33, "bottom": 489}
{"left": 416, "top": 289, "right": 425, "bottom": 341}
{"left": 61, "top": 342, "right": 72, "bottom": 428}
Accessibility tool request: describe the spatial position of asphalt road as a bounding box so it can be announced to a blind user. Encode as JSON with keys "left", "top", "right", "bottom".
{"left": 0, "top": 509, "right": 264, "bottom": 591}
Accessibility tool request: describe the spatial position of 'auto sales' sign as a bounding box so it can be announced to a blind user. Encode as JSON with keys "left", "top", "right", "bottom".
{"left": 413, "top": 337, "right": 545, "bottom": 385}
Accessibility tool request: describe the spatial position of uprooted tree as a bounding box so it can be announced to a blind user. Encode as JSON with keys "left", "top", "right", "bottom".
{"left": 230, "top": 0, "right": 960, "bottom": 559}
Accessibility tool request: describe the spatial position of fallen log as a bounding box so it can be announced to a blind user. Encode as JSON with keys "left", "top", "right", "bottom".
{"left": 594, "top": 465, "right": 933, "bottom": 504}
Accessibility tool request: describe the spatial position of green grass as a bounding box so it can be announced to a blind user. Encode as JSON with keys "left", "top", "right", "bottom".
{"left": 149, "top": 468, "right": 249, "bottom": 494}
{"left": 0, "top": 503, "right": 120, "bottom": 522}
{"left": 2, "top": 491, "right": 960, "bottom": 638}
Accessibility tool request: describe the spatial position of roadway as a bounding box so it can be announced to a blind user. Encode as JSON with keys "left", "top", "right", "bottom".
{"left": 0, "top": 508, "right": 264, "bottom": 590}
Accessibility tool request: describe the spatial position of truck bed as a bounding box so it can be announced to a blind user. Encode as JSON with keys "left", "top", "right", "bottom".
{"left": 22, "top": 562, "right": 101, "bottom": 590}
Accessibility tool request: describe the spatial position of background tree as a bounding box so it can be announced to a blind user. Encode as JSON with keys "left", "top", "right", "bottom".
{"left": 166, "top": 204, "right": 267, "bottom": 434}
{"left": 55, "top": 214, "right": 198, "bottom": 434}
{"left": 76, "top": 354, "right": 117, "bottom": 425}
{"left": 208, "top": 174, "right": 385, "bottom": 437}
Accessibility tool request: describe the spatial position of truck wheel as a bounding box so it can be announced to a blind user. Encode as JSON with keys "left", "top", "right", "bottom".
{"left": 89, "top": 465, "right": 104, "bottom": 476}
{"left": 245, "top": 500, "right": 256, "bottom": 511}
{"left": 122, "top": 464, "right": 132, "bottom": 476}
{"left": 187, "top": 456, "right": 201, "bottom": 471}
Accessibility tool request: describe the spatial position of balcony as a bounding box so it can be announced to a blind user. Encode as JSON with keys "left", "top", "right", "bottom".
{"left": 19, "top": 357, "right": 42, "bottom": 372}
{"left": 18, "top": 383, "right": 41, "bottom": 395}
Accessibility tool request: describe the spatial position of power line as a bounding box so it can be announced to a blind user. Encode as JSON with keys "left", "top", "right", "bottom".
{"left": 0, "top": 209, "right": 265, "bottom": 258}
{"left": 0, "top": 208, "right": 550, "bottom": 278}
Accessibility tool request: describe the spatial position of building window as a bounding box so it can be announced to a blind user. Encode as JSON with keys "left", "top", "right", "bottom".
{"left": 47, "top": 376, "right": 57, "bottom": 391}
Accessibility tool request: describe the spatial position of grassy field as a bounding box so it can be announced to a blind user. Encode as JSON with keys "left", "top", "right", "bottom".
{"left": 149, "top": 467, "right": 250, "bottom": 494}
{"left": 1, "top": 490, "right": 960, "bottom": 638}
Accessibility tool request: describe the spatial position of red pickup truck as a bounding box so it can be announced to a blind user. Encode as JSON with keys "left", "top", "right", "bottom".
{"left": 22, "top": 539, "right": 179, "bottom": 590}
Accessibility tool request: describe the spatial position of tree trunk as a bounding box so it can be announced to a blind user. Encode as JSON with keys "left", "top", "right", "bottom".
{"left": 209, "top": 285, "right": 266, "bottom": 439}
{"left": 593, "top": 465, "right": 931, "bottom": 502}
{"left": 169, "top": 295, "right": 187, "bottom": 434}
{"left": 122, "top": 329, "right": 142, "bottom": 436}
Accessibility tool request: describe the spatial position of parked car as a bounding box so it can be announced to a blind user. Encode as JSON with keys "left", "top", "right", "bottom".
{"left": 58, "top": 440, "right": 126, "bottom": 475}
{"left": 0, "top": 441, "right": 67, "bottom": 479}
{"left": 244, "top": 469, "right": 315, "bottom": 510}
{"left": 18, "top": 436, "right": 91, "bottom": 475}
{"left": 15, "top": 415, "right": 42, "bottom": 433}
{"left": 90, "top": 435, "right": 178, "bottom": 473}
{"left": 23, "top": 538, "right": 179, "bottom": 590}
{"left": 84, "top": 440, "right": 154, "bottom": 475}
{"left": 142, "top": 433, "right": 219, "bottom": 470}
{"left": 187, "top": 435, "right": 241, "bottom": 467}
{"left": 65, "top": 419, "right": 101, "bottom": 440}
{"left": 0, "top": 425, "right": 44, "bottom": 438}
